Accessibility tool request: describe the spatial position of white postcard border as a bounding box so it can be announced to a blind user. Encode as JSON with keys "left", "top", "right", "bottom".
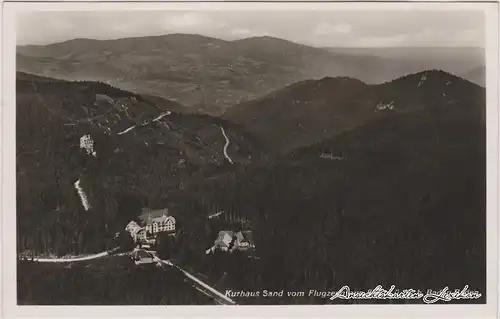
{"left": 1, "top": 2, "right": 498, "bottom": 319}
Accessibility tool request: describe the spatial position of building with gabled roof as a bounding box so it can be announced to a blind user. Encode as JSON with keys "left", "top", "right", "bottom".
{"left": 125, "top": 221, "right": 142, "bottom": 241}
{"left": 140, "top": 208, "right": 176, "bottom": 235}
{"left": 131, "top": 248, "right": 155, "bottom": 265}
{"left": 138, "top": 207, "right": 169, "bottom": 223}
{"left": 206, "top": 230, "right": 255, "bottom": 254}
{"left": 125, "top": 207, "right": 176, "bottom": 246}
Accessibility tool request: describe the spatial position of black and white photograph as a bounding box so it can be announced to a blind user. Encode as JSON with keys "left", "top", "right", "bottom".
{"left": 1, "top": 1, "right": 499, "bottom": 316}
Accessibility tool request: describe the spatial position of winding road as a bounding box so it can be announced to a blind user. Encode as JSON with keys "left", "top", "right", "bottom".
{"left": 117, "top": 111, "right": 172, "bottom": 135}
{"left": 28, "top": 249, "right": 235, "bottom": 305}
{"left": 32, "top": 251, "right": 110, "bottom": 263}
{"left": 152, "top": 111, "right": 172, "bottom": 122}
{"left": 154, "top": 257, "right": 236, "bottom": 305}
{"left": 73, "top": 179, "right": 91, "bottom": 211}
{"left": 219, "top": 126, "right": 234, "bottom": 164}
{"left": 176, "top": 264, "right": 236, "bottom": 305}
{"left": 117, "top": 125, "right": 136, "bottom": 135}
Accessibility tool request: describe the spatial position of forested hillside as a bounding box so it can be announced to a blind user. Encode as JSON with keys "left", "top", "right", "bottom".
{"left": 224, "top": 70, "right": 485, "bottom": 153}
{"left": 185, "top": 72, "right": 487, "bottom": 302}
{"left": 16, "top": 69, "right": 486, "bottom": 304}
{"left": 18, "top": 257, "right": 211, "bottom": 304}
{"left": 16, "top": 72, "right": 265, "bottom": 256}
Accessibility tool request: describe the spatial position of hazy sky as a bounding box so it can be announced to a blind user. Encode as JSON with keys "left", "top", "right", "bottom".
{"left": 17, "top": 10, "right": 485, "bottom": 48}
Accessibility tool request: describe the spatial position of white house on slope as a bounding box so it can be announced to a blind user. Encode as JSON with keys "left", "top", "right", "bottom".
{"left": 80, "top": 134, "right": 96, "bottom": 157}
{"left": 125, "top": 221, "right": 143, "bottom": 241}
{"left": 139, "top": 208, "right": 176, "bottom": 235}
{"left": 125, "top": 208, "right": 177, "bottom": 245}
{"left": 145, "top": 214, "right": 176, "bottom": 234}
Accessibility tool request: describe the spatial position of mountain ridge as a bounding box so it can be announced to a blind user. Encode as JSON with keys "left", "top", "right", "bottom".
{"left": 224, "top": 69, "right": 485, "bottom": 153}
{"left": 191, "top": 84, "right": 486, "bottom": 301}
{"left": 15, "top": 61, "right": 486, "bottom": 304}
{"left": 17, "top": 34, "right": 485, "bottom": 115}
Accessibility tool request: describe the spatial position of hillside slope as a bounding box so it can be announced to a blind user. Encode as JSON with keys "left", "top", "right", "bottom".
{"left": 16, "top": 72, "right": 265, "bottom": 255}
{"left": 190, "top": 73, "right": 486, "bottom": 303}
{"left": 224, "top": 70, "right": 485, "bottom": 153}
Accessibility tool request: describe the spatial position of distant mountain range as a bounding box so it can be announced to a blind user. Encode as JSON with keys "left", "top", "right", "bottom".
{"left": 324, "top": 47, "right": 485, "bottom": 87}
{"left": 224, "top": 69, "right": 485, "bottom": 153}
{"left": 17, "top": 34, "right": 485, "bottom": 115}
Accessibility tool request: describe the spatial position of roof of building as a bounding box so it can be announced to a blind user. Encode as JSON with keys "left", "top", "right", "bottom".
{"left": 125, "top": 221, "right": 142, "bottom": 233}
{"left": 216, "top": 231, "right": 234, "bottom": 247}
{"left": 216, "top": 230, "right": 255, "bottom": 247}
{"left": 218, "top": 230, "right": 234, "bottom": 238}
{"left": 235, "top": 231, "right": 245, "bottom": 242}
{"left": 132, "top": 248, "right": 153, "bottom": 259}
{"left": 242, "top": 230, "right": 254, "bottom": 245}
{"left": 137, "top": 250, "right": 152, "bottom": 259}
{"left": 138, "top": 207, "right": 170, "bottom": 224}
{"left": 151, "top": 215, "right": 175, "bottom": 224}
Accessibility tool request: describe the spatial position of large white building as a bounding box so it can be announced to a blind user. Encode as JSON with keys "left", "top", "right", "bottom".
{"left": 80, "top": 134, "right": 96, "bottom": 157}
{"left": 145, "top": 214, "right": 176, "bottom": 234}
{"left": 125, "top": 208, "right": 177, "bottom": 245}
